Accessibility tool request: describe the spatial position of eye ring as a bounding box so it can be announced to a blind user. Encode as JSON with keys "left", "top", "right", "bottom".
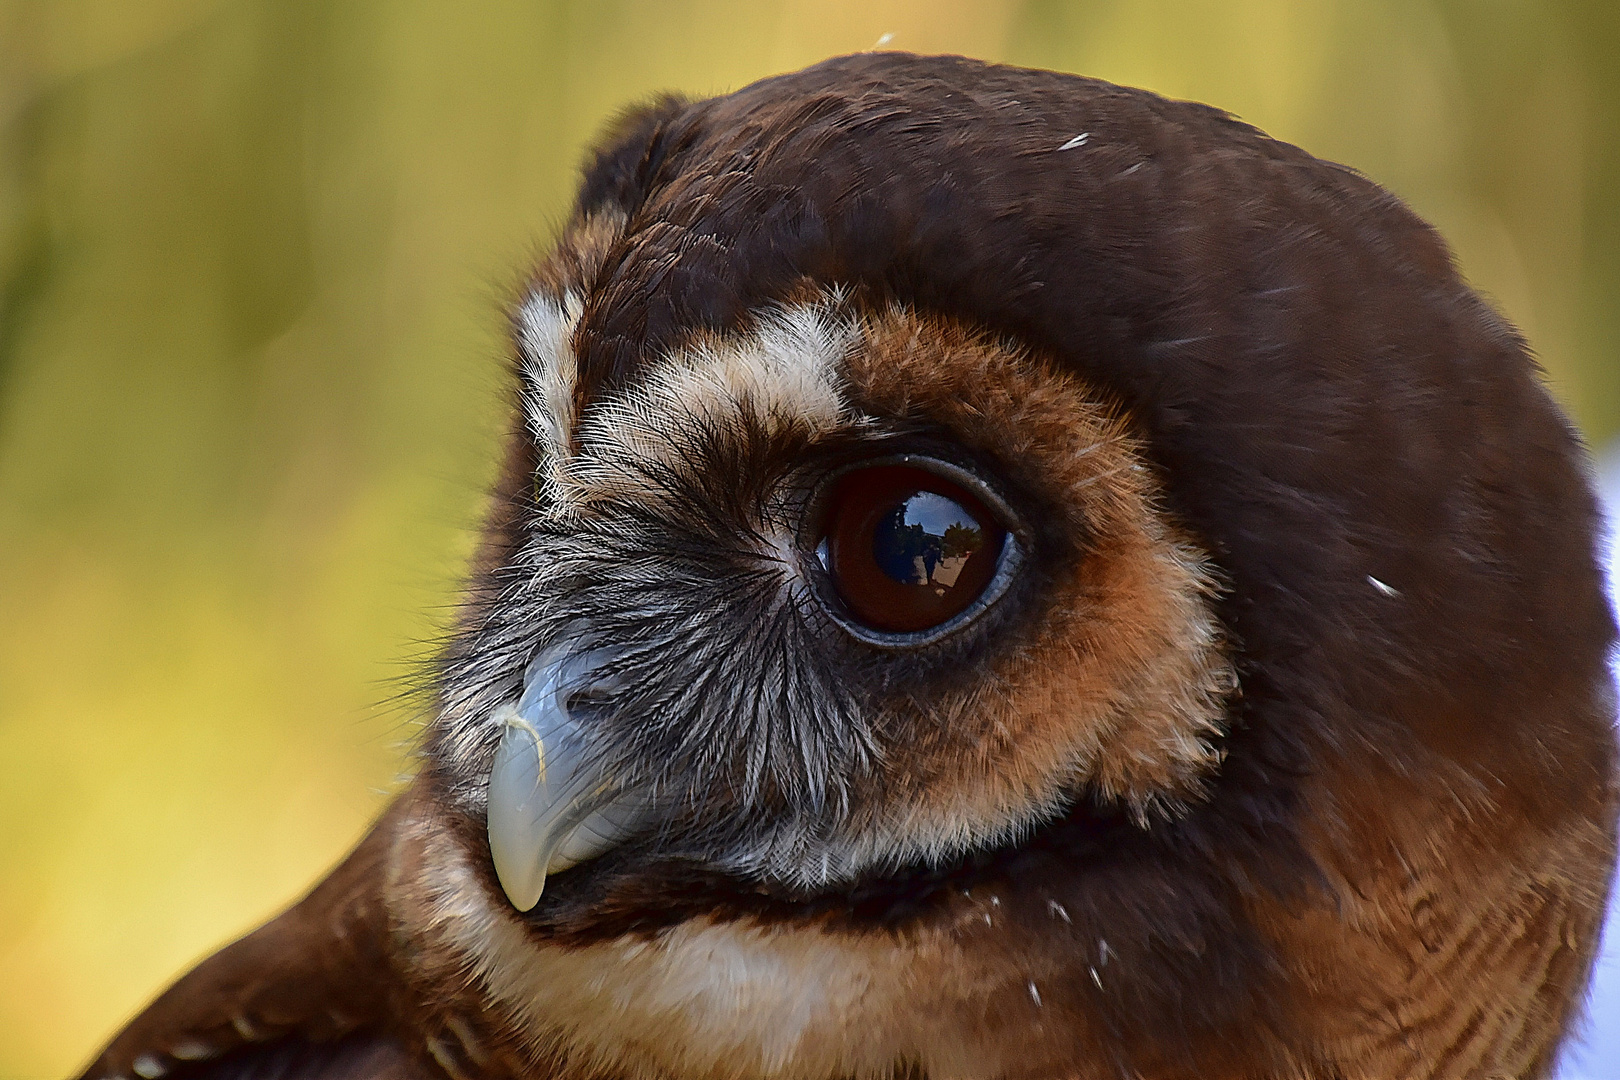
{"left": 800, "top": 453, "right": 1026, "bottom": 649}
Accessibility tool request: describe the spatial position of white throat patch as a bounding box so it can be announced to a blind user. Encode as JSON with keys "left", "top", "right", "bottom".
{"left": 400, "top": 817, "right": 1037, "bottom": 1080}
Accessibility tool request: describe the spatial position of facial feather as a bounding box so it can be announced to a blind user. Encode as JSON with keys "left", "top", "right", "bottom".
{"left": 435, "top": 286, "right": 1235, "bottom": 891}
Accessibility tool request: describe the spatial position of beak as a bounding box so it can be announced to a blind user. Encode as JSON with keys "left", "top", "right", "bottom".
{"left": 486, "top": 646, "right": 650, "bottom": 912}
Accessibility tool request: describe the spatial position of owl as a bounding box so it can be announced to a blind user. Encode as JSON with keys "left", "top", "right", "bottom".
{"left": 80, "top": 53, "right": 1618, "bottom": 1080}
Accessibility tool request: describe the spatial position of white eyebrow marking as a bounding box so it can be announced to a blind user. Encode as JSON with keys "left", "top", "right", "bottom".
{"left": 516, "top": 288, "right": 586, "bottom": 502}
{"left": 567, "top": 302, "right": 853, "bottom": 503}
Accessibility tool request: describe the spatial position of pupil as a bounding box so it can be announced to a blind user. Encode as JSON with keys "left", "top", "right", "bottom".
{"left": 872, "top": 491, "right": 985, "bottom": 590}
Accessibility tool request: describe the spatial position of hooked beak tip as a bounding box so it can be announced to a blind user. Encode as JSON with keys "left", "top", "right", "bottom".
{"left": 484, "top": 650, "right": 652, "bottom": 914}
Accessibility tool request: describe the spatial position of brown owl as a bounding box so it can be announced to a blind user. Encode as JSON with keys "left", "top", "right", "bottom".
{"left": 80, "top": 52, "right": 1618, "bottom": 1080}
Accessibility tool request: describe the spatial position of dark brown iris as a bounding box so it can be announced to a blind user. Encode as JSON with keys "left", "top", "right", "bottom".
{"left": 817, "top": 465, "right": 1006, "bottom": 633}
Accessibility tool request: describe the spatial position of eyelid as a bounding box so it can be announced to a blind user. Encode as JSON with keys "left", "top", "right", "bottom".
{"left": 804, "top": 452, "right": 1024, "bottom": 538}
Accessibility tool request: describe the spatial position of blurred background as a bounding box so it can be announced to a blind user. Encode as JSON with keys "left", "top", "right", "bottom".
{"left": 1, "top": 1, "right": 1617, "bottom": 1076}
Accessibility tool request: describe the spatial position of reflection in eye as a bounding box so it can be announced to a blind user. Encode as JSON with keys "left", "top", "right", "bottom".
{"left": 817, "top": 465, "right": 1006, "bottom": 634}
{"left": 871, "top": 491, "right": 986, "bottom": 591}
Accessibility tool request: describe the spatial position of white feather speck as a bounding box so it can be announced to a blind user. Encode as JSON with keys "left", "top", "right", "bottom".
{"left": 1368, "top": 575, "right": 1400, "bottom": 598}
{"left": 170, "top": 1041, "right": 216, "bottom": 1062}
{"left": 1058, "top": 133, "right": 1090, "bottom": 151}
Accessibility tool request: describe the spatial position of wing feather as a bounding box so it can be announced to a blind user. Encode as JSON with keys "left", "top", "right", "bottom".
{"left": 77, "top": 801, "right": 419, "bottom": 1080}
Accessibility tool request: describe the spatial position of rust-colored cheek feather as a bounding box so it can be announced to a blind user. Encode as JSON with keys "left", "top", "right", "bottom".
{"left": 80, "top": 53, "right": 1616, "bottom": 1080}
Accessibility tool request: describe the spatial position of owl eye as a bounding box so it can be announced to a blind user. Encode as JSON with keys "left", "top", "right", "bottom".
{"left": 814, "top": 464, "right": 1009, "bottom": 635}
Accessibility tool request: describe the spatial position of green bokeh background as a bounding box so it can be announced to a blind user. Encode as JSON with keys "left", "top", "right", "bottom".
{"left": 2, "top": 1, "right": 1616, "bottom": 1074}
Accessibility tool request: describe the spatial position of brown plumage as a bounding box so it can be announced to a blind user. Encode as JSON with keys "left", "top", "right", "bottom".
{"left": 80, "top": 53, "right": 1617, "bottom": 1080}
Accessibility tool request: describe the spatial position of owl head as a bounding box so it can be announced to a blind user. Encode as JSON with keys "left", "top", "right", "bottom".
{"left": 82, "top": 53, "right": 1619, "bottom": 1080}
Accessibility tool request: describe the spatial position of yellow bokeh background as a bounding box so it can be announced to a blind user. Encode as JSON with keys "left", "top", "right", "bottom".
{"left": 1, "top": 2, "right": 1616, "bottom": 1075}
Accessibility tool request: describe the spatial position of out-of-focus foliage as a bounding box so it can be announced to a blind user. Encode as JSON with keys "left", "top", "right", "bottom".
{"left": 0, "top": 1, "right": 1614, "bottom": 1075}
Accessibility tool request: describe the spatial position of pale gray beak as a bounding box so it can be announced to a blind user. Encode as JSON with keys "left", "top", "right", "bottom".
{"left": 486, "top": 645, "right": 651, "bottom": 912}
